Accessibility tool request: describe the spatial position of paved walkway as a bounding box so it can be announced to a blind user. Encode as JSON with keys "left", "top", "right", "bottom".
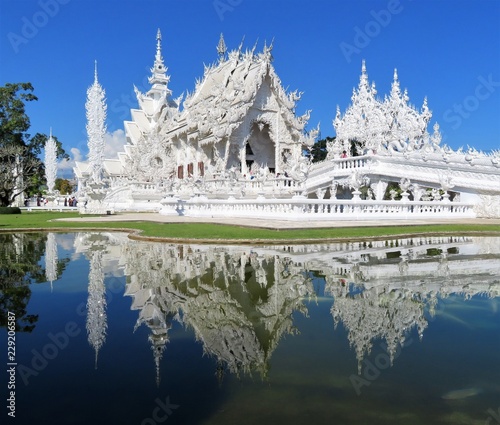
{"left": 55, "top": 213, "right": 500, "bottom": 230}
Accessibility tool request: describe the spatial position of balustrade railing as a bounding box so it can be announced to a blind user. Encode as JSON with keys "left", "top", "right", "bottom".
{"left": 333, "top": 156, "right": 369, "bottom": 170}
{"left": 160, "top": 197, "right": 476, "bottom": 220}
{"left": 306, "top": 155, "right": 372, "bottom": 192}
{"left": 131, "top": 182, "right": 164, "bottom": 191}
{"left": 202, "top": 177, "right": 298, "bottom": 195}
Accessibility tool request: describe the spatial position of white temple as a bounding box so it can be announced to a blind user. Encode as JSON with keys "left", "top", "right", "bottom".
{"left": 74, "top": 30, "right": 500, "bottom": 218}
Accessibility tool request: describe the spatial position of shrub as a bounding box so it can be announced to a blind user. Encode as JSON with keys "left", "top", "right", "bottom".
{"left": 0, "top": 207, "right": 22, "bottom": 214}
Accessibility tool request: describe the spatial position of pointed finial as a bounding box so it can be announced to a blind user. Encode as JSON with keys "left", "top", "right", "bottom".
{"left": 217, "top": 33, "right": 227, "bottom": 62}
{"left": 268, "top": 37, "right": 275, "bottom": 52}
{"left": 156, "top": 28, "right": 162, "bottom": 52}
{"left": 359, "top": 60, "right": 369, "bottom": 88}
{"left": 155, "top": 29, "right": 163, "bottom": 66}
{"left": 393, "top": 68, "right": 398, "bottom": 81}
{"left": 250, "top": 38, "right": 259, "bottom": 56}
{"left": 49, "top": 127, "right": 52, "bottom": 138}
{"left": 94, "top": 60, "right": 98, "bottom": 83}
{"left": 263, "top": 38, "right": 274, "bottom": 62}
{"left": 237, "top": 35, "right": 245, "bottom": 52}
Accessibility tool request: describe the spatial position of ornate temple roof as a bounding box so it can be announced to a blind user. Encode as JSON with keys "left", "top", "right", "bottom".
{"left": 122, "top": 33, "right": 313, "bottom": 149}
{"left": 177, "top": 36, "right": 310, "bottom": 145}
{"left": 333, "top": 61, "right": 437, "bottom": 155}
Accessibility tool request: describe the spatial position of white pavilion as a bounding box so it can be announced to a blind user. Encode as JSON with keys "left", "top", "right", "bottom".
{"left": 74, "top": 30, "right": 500, "bottom": 219}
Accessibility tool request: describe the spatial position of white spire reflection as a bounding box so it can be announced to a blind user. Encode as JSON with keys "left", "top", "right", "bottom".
{"left": 87, "top": 249, "right": 107, "bottom": 368}
{"left": 44, "top": 232, "right": 58, "bottom": 291}
{"left": 76, "top": 232, "right": 127, "bottom": 368}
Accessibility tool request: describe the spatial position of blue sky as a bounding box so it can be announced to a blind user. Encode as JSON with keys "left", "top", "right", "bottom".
{"left": 1, "top": 0, "right": 499, "bottom": 175}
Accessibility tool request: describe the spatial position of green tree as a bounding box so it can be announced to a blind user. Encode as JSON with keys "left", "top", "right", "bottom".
{"left": 0, "top": 233, "right": 69, "bottom": 332}
{"left": 309, "top": 137, "right": 364, "bottom": 162}
{"left": 0, "top": 83, "right": 68, "bottom": 206}
{"left": 310, "top": 136, "right": 335, "bottom": 162}
{"left": 55, "top": 178, "right": 74, "bottom": 195}
{"left": 349, "top": 138, "right": 363, "bottom": 156}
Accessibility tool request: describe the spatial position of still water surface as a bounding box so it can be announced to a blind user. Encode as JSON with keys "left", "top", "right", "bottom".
{"left": 1, "top": 232, "right": 499, "bottom": 425}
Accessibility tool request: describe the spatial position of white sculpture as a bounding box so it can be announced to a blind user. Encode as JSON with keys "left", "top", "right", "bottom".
{"left": 333, "top": 61, "right": 386, "bottom": 155}
{"left": 44, "top": 130, "right": 58, "bottom": 195}
{"left": 86, "top": 62, "right": 107, "bottom": 184}
{"left": 370, "top": 181, "right": 388, "bottom": 201}
{"left": 333, "top": 62, "right": 439, "bottom": 157}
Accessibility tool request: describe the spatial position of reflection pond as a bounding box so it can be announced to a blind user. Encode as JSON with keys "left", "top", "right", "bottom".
{"left": 1, "top": 232, "right": 499, "bottom": 425}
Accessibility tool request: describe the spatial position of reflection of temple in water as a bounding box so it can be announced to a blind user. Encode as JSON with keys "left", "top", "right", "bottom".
{"left": 44, "top": 233, "right": 58, "bottom": 291}
{"left": 321, "top": 236, "right": 500, "bottom": 372}
{"left": 123, "top": 243, "right": 315, "bottom": 383}
{"left": 74, "top": 233, "right": 500, "bottom": 381}
{"left": 74, "top": 233, "right": 128, "bottom": 367}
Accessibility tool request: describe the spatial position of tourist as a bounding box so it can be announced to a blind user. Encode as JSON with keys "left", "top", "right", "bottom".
{"left": 64, "top": 198, "right": 68, "bottom": 207}
{"left": 341, "top": 150, "right": 347, "bottom": 158}
{"left": 68, "top": 198, "right": 73, "bottom": 207}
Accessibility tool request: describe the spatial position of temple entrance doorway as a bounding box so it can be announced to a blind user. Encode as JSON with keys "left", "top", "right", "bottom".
{"left": 244, "top": 121, "right": 275, "bottom": 175}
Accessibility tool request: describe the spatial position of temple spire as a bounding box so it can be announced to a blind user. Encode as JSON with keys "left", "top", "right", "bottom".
{"left": 217, "top": 33, "right": 227, "bottom": 62}
{"left": 390, "top": 68, "right": 401, "bottom": 99}
{"left": 154, "top": 29, "right": 164, "bottom": 70}
{"left": 147, "top": 29, "right": 171, "bottom": 99}
{"left": 359, "top": 60, "right": 369, "bottom": 89}
{"left": 86, "top": 63, "right": 107, "bottom": 184}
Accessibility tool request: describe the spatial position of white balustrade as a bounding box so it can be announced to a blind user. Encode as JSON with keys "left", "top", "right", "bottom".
{"left": 160, "top": 197, "right": 475, "bottom": 220}
{"left": 333, "top": 156, "right": 369, "bottom": 171}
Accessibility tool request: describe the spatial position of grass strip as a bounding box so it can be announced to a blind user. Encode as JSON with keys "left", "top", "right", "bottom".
{"left": 1, "top": 211, "right": 499, "bottom": 242}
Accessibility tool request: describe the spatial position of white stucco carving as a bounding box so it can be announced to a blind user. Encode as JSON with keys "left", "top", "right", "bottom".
{"left": 86, "top": 62, "right": 107, "bottom": 184}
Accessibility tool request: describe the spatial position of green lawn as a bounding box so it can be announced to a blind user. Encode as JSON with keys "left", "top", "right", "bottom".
{"left": 1, "top": 211, "right": 499, "bottom": 242}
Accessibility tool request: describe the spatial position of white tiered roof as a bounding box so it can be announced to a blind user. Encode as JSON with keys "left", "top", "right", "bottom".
{"left": 114, "top": 32, "right": 315, "bottom": 176}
